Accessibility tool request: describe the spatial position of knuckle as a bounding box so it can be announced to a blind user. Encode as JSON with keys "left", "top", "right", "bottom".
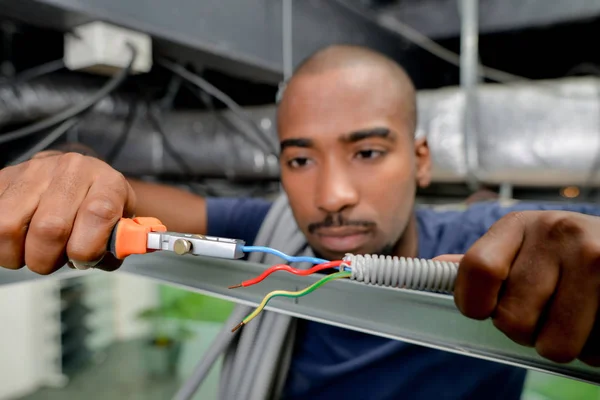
{"left": 0, "top": 219, "right": 27, "bottom": 270}
{"left": 504, "top": 210, "right": 527, "bottom": 225}
{"left": 462, "top": 250, "right": 506, "bottom": 281}
{"left": 0, "top": 217, "right": 25, "bottom": 240}
{"left": 85, "top": 197, "right": 122, "bottom": 222}
{"left": 30, "top": 150, "right": 63, "bottom": 160}
{"left": 579, "top": 239, "right": 600, "bottom": 271}
{"left": 539, "top": 212, "right": 582, "bottom": 241}
{"left": 56, "top": 152, "right": 86, "bottom": 168}
{"left": 105, "top": 171, "right": 129, "bottom": 194}
{"left": 29, "top": 216, "right": 71, "bottom": 243}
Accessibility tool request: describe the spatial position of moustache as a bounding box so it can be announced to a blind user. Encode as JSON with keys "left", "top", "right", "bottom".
{"left": 308, "top": 214, "right": 375, "bottom": 234}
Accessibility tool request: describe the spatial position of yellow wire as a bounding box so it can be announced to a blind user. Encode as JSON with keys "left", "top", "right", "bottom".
{"left": 232, "top": 271, "right": 351, "bottom": 331}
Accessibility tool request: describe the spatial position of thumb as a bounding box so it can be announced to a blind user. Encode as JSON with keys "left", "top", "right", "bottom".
{"left": 433, "top": 254, "right": 464, "bottom": 263}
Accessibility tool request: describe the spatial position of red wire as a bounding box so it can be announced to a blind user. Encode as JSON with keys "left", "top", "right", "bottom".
{"left": 229, "top": 260, "right": 344, "bottom": 289}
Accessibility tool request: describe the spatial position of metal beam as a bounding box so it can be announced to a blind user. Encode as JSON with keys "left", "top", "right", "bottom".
{"left": 2, "top": 252, "right": 598, "bottom": 385}
{"left": 0, "top": 0, "right": 413, "bottom": 84}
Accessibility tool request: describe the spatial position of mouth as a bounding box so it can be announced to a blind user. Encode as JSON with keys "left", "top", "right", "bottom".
{"left": 314, "top": 227, "right": 372, "bottom": 253}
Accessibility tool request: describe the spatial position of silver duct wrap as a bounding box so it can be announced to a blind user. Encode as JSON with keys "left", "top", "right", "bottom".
{"left": 0, "top": 73, "right": 133, "bottom": 129}
{"left": 417, "top": 76, "right": 600, "bottom": 186}
{"left": 78, "top": 107, "right": 280, "bottom": 180}
{"left": 32, "top": 75, "right": 600, "bottom": 187}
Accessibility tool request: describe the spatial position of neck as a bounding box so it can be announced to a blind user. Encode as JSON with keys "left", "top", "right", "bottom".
{"left": 392, "top": 212, "right": 419, "bottom": 259}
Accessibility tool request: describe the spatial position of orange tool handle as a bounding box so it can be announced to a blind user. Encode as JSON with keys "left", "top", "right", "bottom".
{"left": 108, "top": 217, "right": 167, "bottom": 259}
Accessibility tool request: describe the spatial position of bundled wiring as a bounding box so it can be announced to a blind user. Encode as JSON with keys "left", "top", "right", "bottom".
{"left": 0, "top": 59, "right": 65, "bottom": 86}
{"left": 331, "top": 0, "right": 523, "bottom": 83}
{"left": 156, "top": 58, "right": 276, "bottom": 154}
{"left": 0, "top": 43, "right": 137, "bottom": 146}
{"left": 229, "top": 260, "right": 344, "bottom": 289}
{"left": 104, "top": 99, "right": 139, "bottom": 164}
{"left": 8, "top": 118, "right": 80, "bottom": 165}
{"left": 147, "top": 105, "right": 196, "bottom": 175}
{"left": 242, "top": 245, "right": 328, "bottom": 265}
{"left": 231, "top": 270, "right": 351, "bottom": 332}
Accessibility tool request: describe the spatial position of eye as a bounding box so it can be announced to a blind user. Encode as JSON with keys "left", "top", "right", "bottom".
{"left": 287, "top": 157, "right": 313, "bottom": 169}
{"left": 355, "top": 149, "right": 386, "bottom": 160}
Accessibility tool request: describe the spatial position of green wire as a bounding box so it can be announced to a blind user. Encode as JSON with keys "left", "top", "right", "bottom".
{"left": 239, "top": 271, "right": 352, "bottom": 326}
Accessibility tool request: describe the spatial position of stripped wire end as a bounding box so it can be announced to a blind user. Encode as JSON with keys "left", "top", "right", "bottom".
{"left": 233, "top": 270, "right": 352, "bottom": 331}
{"left": 231, "top": 322, "right": 244, "bottom": 333}
{"left": 228, "top": 283, "right": 243, "bottom": 289}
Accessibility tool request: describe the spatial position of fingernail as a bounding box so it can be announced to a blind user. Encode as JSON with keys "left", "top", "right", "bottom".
{"left": 67, "top": 256, "right": 104, "bottom": 270}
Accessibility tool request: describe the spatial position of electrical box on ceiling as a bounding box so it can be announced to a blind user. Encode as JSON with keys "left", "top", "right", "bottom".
{"left": 64, "top": 21, "right": 152, "bottom": 76}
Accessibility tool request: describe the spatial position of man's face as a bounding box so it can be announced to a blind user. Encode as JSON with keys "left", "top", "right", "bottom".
{"left": 277, "top": 66, "right": 431, "bottom": 261}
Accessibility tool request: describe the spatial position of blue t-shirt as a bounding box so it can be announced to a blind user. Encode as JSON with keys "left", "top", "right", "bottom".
{"left": 206, "top": 198, "right": 600, "bottom": 400}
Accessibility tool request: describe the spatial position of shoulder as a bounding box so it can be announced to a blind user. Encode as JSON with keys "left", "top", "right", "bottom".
{"left": 205, "top": 197, "right": 273, "bottom": 245}
{"left": 416, "top": 200, "right": 600, "bottom": 257}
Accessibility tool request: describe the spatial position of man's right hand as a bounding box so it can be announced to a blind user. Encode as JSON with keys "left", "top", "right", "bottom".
{"left": 0, "top": 151, "right": 136, "bottom": 274}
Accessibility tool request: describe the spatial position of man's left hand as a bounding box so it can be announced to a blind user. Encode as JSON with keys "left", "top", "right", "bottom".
{"left": 436, "top": 210, "right": 600, "bottom": 366}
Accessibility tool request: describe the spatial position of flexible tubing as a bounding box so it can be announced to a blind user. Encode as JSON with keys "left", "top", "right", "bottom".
{"left": 343, "top": 254, "right": 459, "bottom": 294}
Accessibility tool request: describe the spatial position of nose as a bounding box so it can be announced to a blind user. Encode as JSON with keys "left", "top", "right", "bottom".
{"left": 315, "top": 160, "right": 359, "bottom": 214}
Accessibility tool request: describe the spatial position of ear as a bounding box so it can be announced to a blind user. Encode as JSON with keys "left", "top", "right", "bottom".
{"left": 415, "top": 137, "right": 432, "bottom": 188}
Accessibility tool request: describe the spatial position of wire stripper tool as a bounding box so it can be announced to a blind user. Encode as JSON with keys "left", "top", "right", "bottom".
{"left": 107, "top": 217, "right": 245, "bottom": 260}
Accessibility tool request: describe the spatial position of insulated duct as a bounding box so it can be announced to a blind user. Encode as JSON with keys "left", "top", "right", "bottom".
{"left": 77, "top": 106, "right": 280, "bottom": 180}
{"left": 417, "top": 76, "right": 600, "bottom": 187}
{"left": 31, "top": 75, "right": 600, "bottom": 187}
{"left": 0, "top": 73, "right": 133, "bottom": 129}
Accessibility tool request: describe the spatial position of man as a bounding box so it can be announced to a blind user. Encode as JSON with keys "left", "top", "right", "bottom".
{"left": 1, "top": 44, "right": 600, "bottom": 399}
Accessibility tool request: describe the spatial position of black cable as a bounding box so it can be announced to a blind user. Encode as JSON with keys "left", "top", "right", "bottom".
{"left": 156, "top": 59, "right": 276, "bottom": 154}
{"left": 159, "top": 73, "right": 183, "bottom": 111}
{"left": 330, "top": 0, "right": 523, "bottom": 83}
{"left": 0, "top": 59, "right": 66, "bottom": 85}
{"left": 0, "top": 44, "right": 137, "bottom": 146}
{"left": 8, "top": 118, "right": 80, "bottom": 165}
{"left": 147, "top": 105, "right": 196, "bottom": 176}
{"left": 104, "top": 98, "right": 139, "bottom": 165}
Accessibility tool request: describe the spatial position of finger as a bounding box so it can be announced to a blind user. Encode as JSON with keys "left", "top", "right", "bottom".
{"left": 535, "top": 260, "right": 600, "bottom": 363}
{"left": 579, "top": 310, "right": 600, "bottom": 367}
{"left": 433, "top": 254, "right": 464, "bottom": 263}
{"left": 67, "top": 172, "right": 135, "bottom": 264}
{"left": 24, "top": 154, "right": 93, "bottom": 274}
{"left": 93, "top": 253, "right": 123, "bottom": 272}
{"left": 31, "top": 150, "right": 63, "bottom": 160}
{"left": 491, "top": 237, "right": 559, "bottom": 347}
{"left": 0, "top": 162, "right": 53, "bottom": 269}
{"left": 455, "top": 211, "right": 527, "bottom": 320}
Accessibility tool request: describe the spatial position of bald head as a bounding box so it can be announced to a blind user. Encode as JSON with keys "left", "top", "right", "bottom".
{"left": 275, "top": 45, "right": 431, "bottom": 261}
{"left": 278, "top": 44, "right": 417, "bottom": 134}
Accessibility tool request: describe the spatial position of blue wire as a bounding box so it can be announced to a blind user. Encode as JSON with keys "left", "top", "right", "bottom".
{"left": 242, "top": 246, "right": 352, "bottom": 272}
{"left": 242, "top": 246, "right": 328, "bottom": 264}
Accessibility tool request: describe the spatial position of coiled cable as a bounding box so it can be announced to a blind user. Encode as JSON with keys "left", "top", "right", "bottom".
{"left": 343, "top": 253, "right": 459, "bottom": 294}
